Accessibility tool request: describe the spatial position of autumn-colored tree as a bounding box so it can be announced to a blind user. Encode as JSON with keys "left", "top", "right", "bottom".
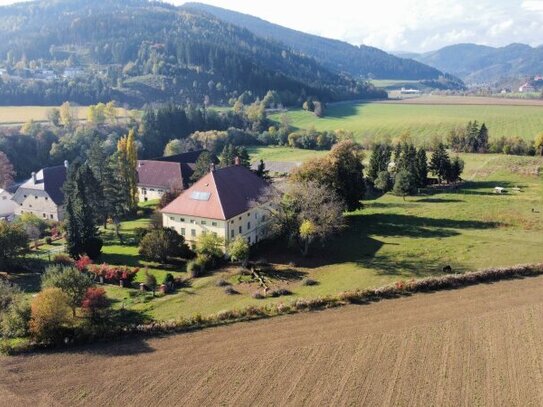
{"left": 117, "top": 129, "right": 139, "bottom": 212}
{"left": 29, "top": 287, "right": 73, "bottom": 343}
{"left": 59, "top": 101, "right": 76, "bottom": 128}
{"left": 292, "top": 140, "right": 365, "bottom": 211}
{"left": 41, "top": 265, "right": 93, "bottom": 317}
{"left": 81, "top": 287, "right": 109, "bottom": 321}
{"left": 535, "top": 133, "right": 543, "bottom": 156}
{"left": 0, "top": 151, "right": 15, "bottom": 189}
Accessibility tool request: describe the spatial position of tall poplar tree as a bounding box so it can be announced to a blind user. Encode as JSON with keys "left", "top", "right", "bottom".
{"left": 117, "top": 129, "right": 138, "bottom": 213}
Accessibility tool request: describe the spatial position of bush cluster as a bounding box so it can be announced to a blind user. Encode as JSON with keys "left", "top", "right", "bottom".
{"left": 87, "top": 264, "right": 139, "bottom": 284}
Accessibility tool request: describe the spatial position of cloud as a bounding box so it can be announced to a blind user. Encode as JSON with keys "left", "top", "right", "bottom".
{"left": 1, "top": 0, "right": 543, "bottom": 52}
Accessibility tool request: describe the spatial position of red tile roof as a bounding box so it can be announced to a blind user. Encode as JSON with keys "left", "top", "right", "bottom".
{"left": 137, "top": 161, "right": 183, "bottom": 190}
{"left": 161, "top": 165, "right": 270, "bottom": 220}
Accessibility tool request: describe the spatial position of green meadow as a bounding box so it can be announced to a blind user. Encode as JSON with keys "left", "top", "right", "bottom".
{"left": 100, "top": 153, "right": 543, "bottom": 321}
{"left": 270, "top": 101, "right": 543, "bottom": 145}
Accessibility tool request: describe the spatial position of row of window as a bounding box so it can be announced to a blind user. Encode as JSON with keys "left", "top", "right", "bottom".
{"left": 23, "top": 194, "right": 48, "bottom": 201}
{"left": 169, "top": 216, "right": 219, "bottom": 227}
{"left": 19, "top": 210, "right": 54, "bottom": 220}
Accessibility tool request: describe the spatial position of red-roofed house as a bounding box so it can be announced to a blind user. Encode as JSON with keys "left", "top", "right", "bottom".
{"left": 137, "top": 161, "right": 184, "bottom": 202}
{"left": 161, "top": 164, "right": 272, "bottom": 246}
{"left": 137, "top": 150, "right": 214, "bottom": 202}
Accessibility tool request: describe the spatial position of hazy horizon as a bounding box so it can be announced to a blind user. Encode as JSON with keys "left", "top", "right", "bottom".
{"left": 0, "top": 0, "right": 541, "bottom": 53}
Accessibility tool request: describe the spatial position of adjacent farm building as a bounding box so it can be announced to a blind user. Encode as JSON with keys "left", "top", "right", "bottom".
{"left": 137, "top": 150, "right": 213, "bottom": 202}
{"left": 11, "top": 162, "right": 67, "bottom": 221}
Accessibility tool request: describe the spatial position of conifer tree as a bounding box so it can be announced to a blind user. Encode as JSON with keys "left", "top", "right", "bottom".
{"left": 415, "top": 148, "right": 428, "bottom": 188}
{"left": 64, "top": 162, "right": 103, "bottom": 259}
{"left": 429, "top": 143, "right": 451, "bottom": 184}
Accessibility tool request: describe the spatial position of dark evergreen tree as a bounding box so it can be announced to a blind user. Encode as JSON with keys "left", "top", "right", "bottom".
{"left": 191, "top": 151, "right": 213, "bottom": 182}
{"left": 414, "top": 148, "right": 428, "bottom": 188}
{"left": 64, "top": 161, "right": 103, "bottom": 259}
{"left": 254, "top": 159, "right": 270, "bottom": 180}
{"left": 477, "top": 123, "right": 489, "bottom": 153}
{"left": 393, "top": 170, "right": 416, "bottom": 200}
{"left": 445, "top": 156, "right": 464, "bottom": 183}
{"left": 367, "top": 143, "right": 392, "bottom": 181}
{"left": 429, "top": 143, "right": 450, "bottom": 184}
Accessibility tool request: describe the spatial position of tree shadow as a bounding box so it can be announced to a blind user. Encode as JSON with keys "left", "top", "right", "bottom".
{"left": 326, "top": 102, "right": 362, "bottom": 118}
{"left": 415, "top": 198, "right": 465, "bottom": 203}
{"left": 257, "top": 211, "right": 500, "bottom": 270}
{"left": 259, "top": 267, "right": 307, "bottom": 282}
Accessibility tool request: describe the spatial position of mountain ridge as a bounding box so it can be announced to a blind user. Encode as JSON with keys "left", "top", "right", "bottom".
{"left": 403, "top": 42, "right": 543, "bottom": 83}
{"left": 183, "top": 2, "right": 455, "bottom": 81}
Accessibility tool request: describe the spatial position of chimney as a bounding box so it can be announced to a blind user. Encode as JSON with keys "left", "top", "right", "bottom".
{"left": 31, "top": 172, "right": 36, "bottom": 184}
{"left": 64, "top": 160, "right": 69, "bottom": 169}
{"left": 234, "top": 156, "right": 240, "bottom": 166}
{"left": 210, "top": 162, "right": 216, "bottom": 172}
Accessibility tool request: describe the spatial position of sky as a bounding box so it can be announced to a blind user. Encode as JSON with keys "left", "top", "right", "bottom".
{"left": 0, "top": 0, "right": 542, "bottom": 52}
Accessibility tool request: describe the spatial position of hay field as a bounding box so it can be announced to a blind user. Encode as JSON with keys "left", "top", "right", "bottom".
{"left": 271, "top": 97, "right": 543, "bottom": 144}
{"left": 0, "top": 106, "right": 130, "bottom": 125}
{"left": 2, "top": 275, "right": 543, "bottom": 406}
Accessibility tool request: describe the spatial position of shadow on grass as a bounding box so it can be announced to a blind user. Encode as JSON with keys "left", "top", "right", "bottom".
{"left": 260, "top": 267, "right": 307, "bottom": 282}
{"left": 256, "top": 210, "right": 499, "bottom": 271}
{"left": 326, "top": 102, "right": 361, "bottom": 118}
{"left": 415, "top": 198, "right": 465, "bottom": 203}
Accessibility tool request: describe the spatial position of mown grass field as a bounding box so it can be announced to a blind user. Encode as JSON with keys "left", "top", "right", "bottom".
{"left": 270, "top": 98, "right": 543, "bottom": 145}
{"left": 4, "top": 275, "right": 543, "bottom": 406}
{"left": 0, "top": 106, "right": 130, "bottom": 125}
{"left": 99, "top": 153, "right": 543, "bottom": 321}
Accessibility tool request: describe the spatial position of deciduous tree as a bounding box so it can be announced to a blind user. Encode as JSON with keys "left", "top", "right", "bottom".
{"left": 0, "top": 151, "right": 15, "bottom": 189}
{"left": 29, "top": 287, "right": 72, "bottom": 343}
{"left": 41, "top": 265, "right": 94, "bottom": 317}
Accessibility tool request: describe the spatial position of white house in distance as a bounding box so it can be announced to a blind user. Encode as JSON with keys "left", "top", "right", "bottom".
{"left": 161, "top": 163, "right": 272, "bottom": 247}
{"left": 0, "top": 188, "right": 16, "bottom": 220}
{"left": 11, "top": 162, "right": 68, "bottom": 221}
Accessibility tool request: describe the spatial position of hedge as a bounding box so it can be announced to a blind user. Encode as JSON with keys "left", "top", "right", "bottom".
{"left": 3, "top": 263, "right": 543, "bottom": 354}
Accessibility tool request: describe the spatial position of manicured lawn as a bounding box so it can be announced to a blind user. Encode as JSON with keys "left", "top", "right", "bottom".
{"left": 270, "top": 101, "right": 543, "bottom": 144}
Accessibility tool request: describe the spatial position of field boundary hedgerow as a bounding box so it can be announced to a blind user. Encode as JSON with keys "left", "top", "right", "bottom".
{"left": 2, "top": 263, "right": 543, "bottom": 355}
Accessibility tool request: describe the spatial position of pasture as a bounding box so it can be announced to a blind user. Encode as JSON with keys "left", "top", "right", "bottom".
{"left": 270, "top": 97, "right": 543, "bottom": 145}
{"left": 3, "top": 274, "right": 543, "bottom": 406}
{"left": 107, "top": 153, "right": 543, "bottom": 321}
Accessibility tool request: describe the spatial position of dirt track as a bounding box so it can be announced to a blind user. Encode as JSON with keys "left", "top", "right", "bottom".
{"left": 3, "top": 276, "right": 543, "bottom": 406}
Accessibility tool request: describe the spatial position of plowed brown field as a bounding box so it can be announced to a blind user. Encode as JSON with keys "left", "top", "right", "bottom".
{"left": 3, "top": 276, "right": 543, "bottom": 406}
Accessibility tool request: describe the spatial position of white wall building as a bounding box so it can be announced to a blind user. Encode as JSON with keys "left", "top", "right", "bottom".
{"left": 0, "top": 188, "right": 16, "bottom": 220}
{"left": 11, "top": 163, "right": 67, "bottom": 221}
{"left": 162, "top": 164, "right": 272, "bottom": 247}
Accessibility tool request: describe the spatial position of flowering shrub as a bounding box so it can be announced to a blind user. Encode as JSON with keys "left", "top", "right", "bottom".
{"left": 81, "top": 287, "right": 109, "bottom": 320}
{"left": 88, "top": 263, "right": 139, "bottom": 284}
{"left": 75, "top": 255, "right": 93, "bottom": 272}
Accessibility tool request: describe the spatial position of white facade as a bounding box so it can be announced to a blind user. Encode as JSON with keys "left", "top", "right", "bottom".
{"left": 163, "top": 204, "right": 271, "bottom": 247}
{"left": 14, "top": 193, "right": 64, "bottom": 221}
{"left": 0, "top": 189, "right": 16, "bottom": 220}
{"left": 138, "top": 186, "right": 167, "bottom": 202}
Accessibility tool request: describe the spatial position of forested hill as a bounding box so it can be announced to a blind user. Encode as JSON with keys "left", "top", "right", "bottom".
{"left": 405, "top": 43, "right": 543, "bottom": 83}
{"left": 183, "top": 2, "right": 449, "bottom": 81}
{"left": 0, "top": 0, "right": 386, "bottom": 106}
